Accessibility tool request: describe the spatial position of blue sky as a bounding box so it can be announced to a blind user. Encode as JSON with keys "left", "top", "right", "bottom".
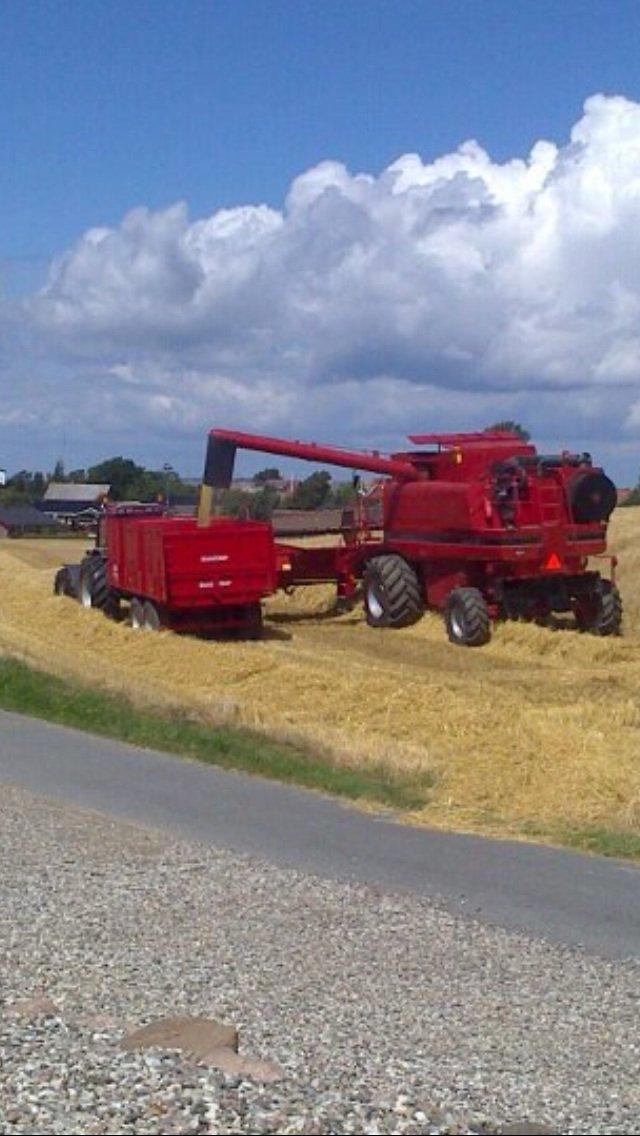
{"left": 2, "top": 1, "right": 640, "bottom": 479}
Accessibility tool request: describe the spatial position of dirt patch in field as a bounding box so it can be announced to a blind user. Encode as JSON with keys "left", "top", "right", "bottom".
{"left": 1, "top": 513, "right": 639, "bottom": 840}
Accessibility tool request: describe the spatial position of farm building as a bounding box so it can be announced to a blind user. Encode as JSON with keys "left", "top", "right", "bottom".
{"left": 40, "top": 482, "right": 110, "bottom": 527}
{"left": 0, "top": 505, "right": 58, "bottom": 538}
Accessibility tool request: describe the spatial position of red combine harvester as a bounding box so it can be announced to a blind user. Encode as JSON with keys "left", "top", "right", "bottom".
{"left": 54, "top": 505, "right": 277, "bottom": 636}
{"left": 200, "top": 427, "right": 621, "bottom": 646}
{"left": 56, "top": 426, "right": 620, "bottom": 646}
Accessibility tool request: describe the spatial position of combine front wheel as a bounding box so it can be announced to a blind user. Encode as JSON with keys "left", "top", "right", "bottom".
{"left": 445, "top": 588, "right": 491, "bottom": 647}
{"left": 363, "top": 555, "right": 423, "bottom": 629}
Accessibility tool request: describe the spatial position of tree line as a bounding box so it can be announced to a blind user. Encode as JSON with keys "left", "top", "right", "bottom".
{"left": 0, "top": 455, "right": 357, "bottom": 519}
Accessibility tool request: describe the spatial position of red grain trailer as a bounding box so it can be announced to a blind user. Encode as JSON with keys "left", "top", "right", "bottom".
{"left": 56, "top": 505, "right": 277, "bottom": 635}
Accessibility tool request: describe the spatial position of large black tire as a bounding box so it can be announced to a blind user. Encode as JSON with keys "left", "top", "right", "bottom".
{"left": 575, "top": 581, "right": 622, "bottom": 636}
{"left": 242, "top": 602, "right": 264, "bottom": 640}
{"left": 129, "top": 597, "right": 144, "bottom": 630}
{"left": 445, "top": 587, "right": 491, "bottom": 647}
{"left": 79, "top": 555, "right": 118, "bottom": 617}
{"left": 79, "top": 558, "right": 97, "bottom": 608}
{"left": 142, "top": 600, "right": 163, "bottom": 631}
{"left": 54, "top": 567, "right": 70, "bottom": 596}
{"left": 363, "top": 555, "right": 423, "bottom": 629}
{"left": 89, "top": 557, "right": 109, "bottom": 609}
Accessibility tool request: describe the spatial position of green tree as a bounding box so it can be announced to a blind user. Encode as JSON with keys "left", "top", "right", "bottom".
{"left": 291, "top": 470, "right": 332, "bottom": 510}
{"left": 86, "top": 457, "right": 146, "bottom": 500}
{"left": 253, "top": 467, "right": 281, "bottom": 485}
{"left": 332, "top": 480, "right": 358, "bottom": 507}
{"left": 485, "top": 420, "right": 530, "bottom": 441}
{"left": 0, "top": 469, "right": 47, "bottom": 505}
{"left": 32, "top": 472, "right": 46, "bottom": 499}
{"left": 250, "top": 484, "right": 280, "bottom": 520}
{"left": 218, "top": 487, "right": 253, "bottom": 517}
{"left": 0, "top": 480, "right": 30, "bottom": 506}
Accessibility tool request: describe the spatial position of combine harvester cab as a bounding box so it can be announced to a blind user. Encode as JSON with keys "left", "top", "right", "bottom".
{"left": 56, "top": 504, "right": 277, "bottom": 637}
{"left": 204, "top": 427, "right": 621, "bottom": 647}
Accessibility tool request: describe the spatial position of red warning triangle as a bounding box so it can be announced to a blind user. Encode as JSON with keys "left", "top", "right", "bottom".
{"left": 545, "top": 552, "right": 562, "bottom": 570}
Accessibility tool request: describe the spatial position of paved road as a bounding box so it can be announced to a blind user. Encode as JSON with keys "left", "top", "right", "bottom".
{"left": 1, "top": 709, "right": 639, "bottom": 960}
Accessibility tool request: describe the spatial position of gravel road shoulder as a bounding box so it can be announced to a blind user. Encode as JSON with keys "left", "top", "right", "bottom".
{"left": 1, "top": 784, "right": 638, "bottom": 1135}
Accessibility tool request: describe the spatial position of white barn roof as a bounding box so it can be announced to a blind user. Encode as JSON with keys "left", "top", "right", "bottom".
{"left": 43, "top": 482, "right": 110, "bottom": 502}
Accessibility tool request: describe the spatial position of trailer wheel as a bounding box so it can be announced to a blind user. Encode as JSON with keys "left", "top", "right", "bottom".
{"left": 142, "top": 600, "right": 163, "bottom": 631}
{"left": 575, "top": 581, "right": 622, "bottom": 636}
{"left": 243, "top": 602, "right": 263, "bottom": 640}
{"left": 445, "top": 588, "right": 491, "bottom": 647}
{"left": 129, "top": 597, "right": 144, "bottom": 630}
{"left": 363, "top": 555, "right": 423, "bottom": 629}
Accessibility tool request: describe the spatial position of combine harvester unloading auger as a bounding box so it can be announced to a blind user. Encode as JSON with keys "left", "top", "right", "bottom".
{"left": 56, "top": 427, "right": 621, "bottom": 646}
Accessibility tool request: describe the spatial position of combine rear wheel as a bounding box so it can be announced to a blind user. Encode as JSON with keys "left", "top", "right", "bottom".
{"left": 575, "top": 581, "right": 622, "bottom": 636}
{"left": 363, "top": 555, "right": 423, "bottom": 629}
{"left": 445, "top": 588, "right": 491, "bottom": 647}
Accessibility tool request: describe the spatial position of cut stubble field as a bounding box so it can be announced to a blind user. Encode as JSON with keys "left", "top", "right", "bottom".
{"left": 1, "top": 512, "right": 640, "bottom": 852}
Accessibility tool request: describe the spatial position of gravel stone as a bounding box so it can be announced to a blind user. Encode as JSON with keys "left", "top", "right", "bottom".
{"left": 0, "top": 784, "right": 639, "bottom": 1135}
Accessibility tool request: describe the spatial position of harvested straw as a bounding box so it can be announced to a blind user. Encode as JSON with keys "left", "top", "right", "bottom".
{"left": 1, "top": 513, "right": 639, "bottom": 840}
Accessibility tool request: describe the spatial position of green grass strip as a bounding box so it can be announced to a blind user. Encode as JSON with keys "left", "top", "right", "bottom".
{"left": 518, "top": 817, "right": 640, "bottom": 862}
{"left": 0, "top": 656, "right": 432, "bottom": 811}
{"left": 557, "top": 825, "right": 640, "bottom": 862}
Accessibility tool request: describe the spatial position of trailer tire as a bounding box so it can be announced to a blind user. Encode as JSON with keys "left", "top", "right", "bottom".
{"left": 575, "top": 581, "right": 622, "bottom": 636}
{"left": 445, "top": 587, "right": 491, "bottom": 647}
{"left": 129, "top": 597, "right": 144, "bottom": 630}
{"left": 142, "top": 600, "right": 163, "bottom": 631}
{"left": 243, "top": 602, "right": 263, "bottom": 640}
{"left": 363, "top": 555, "right": 423, "bottom": 629}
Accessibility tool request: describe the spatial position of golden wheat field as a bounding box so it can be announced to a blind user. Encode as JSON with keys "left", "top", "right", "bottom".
{"left": 1, "top": 512, "right": 640, "bottom": 843}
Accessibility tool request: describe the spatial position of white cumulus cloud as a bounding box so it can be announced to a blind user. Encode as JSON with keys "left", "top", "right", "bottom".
{"left": 5, "top": 94, "right": 640, "bottom": 476}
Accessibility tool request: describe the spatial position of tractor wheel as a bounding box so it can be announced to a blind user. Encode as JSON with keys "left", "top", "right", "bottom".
{"left": 79, "top": 555, "right": 118, "bottom": 617}
{"left": 89, "top": 557, "right": 109, "bottom": 609}
{"left": 445, "top": 587, "right": 491, "bottom": 647}
{"left": 79, "top": 559, "right": 97, "bottom": 608}
{"left": 54, "top": 567, "right": 70, "bottom": 596}
{"left": 575, "top": 581, "right": 622, "bottom": 636}
{"left": 129, "top": 597, "right": 144, "bottom": 630}
{"left": 363, "top": 555, "right": 423, "bottom": 629}
{"left": 142, "top": 600, "right": 163, "bottom": 631}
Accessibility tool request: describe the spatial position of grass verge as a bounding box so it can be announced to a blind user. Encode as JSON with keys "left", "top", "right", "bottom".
{"left": 0, "top": 656, "right": 432, "bottom": 811}
{"left": 517, "top": 818, "right": 640, "bottom": 862}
